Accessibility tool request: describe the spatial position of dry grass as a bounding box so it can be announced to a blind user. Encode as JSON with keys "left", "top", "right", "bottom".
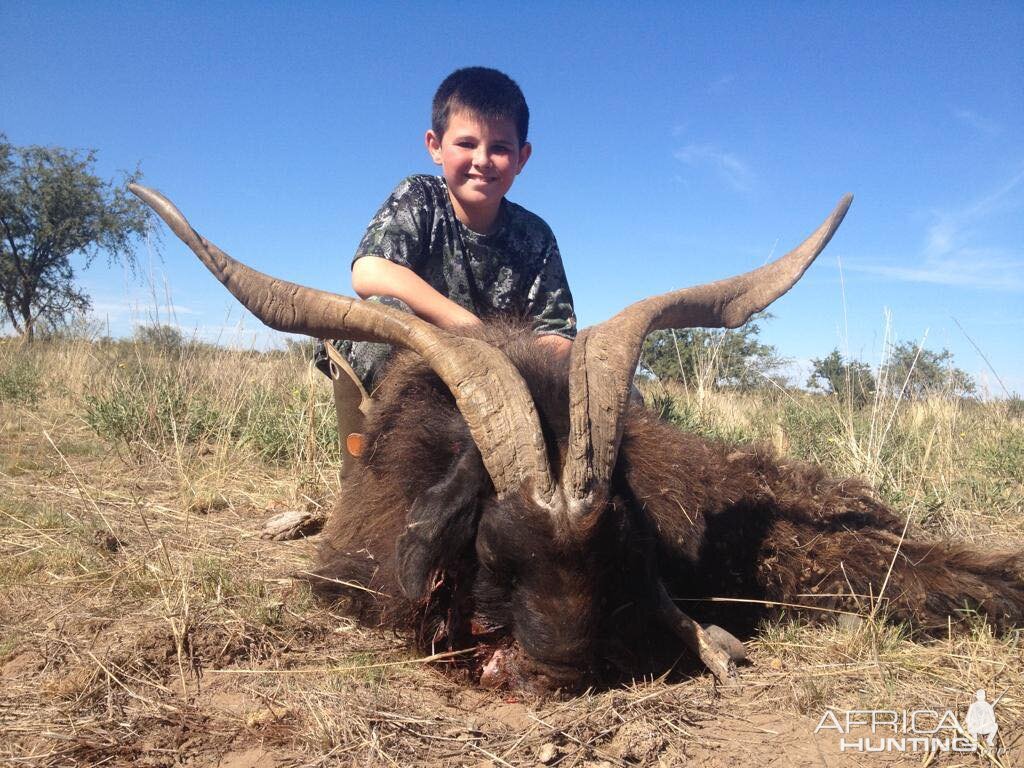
{"left": 2, "top": 334, "right": 1022, "bottom": 767}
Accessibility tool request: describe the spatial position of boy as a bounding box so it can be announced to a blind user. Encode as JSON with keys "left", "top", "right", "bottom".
{"left": 314, "top": 67, "right": 576, "bottom": 473}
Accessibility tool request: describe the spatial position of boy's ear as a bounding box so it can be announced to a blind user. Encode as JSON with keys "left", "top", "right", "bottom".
{"left": 425, "top": 130, "right": 443, "bottom": 165}
{"left": 516, "top": 142, "right": 532, "bottom": 175}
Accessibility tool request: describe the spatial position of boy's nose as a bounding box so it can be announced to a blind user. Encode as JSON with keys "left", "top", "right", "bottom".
{"left": 472, "top": 149, "right": 492, "bottom": 168}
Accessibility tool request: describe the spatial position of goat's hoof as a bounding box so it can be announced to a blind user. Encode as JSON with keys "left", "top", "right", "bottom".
{"left": 702, "top": 624, "right": 747, "bottom": 664}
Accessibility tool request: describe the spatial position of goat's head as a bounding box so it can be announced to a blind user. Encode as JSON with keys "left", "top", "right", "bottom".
{"left": 129, "top": 183, "right": 852, "bottom": 690}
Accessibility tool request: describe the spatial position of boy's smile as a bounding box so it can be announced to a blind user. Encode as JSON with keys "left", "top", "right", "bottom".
{"left": 426, "top": 110, "right": 531, "bottom": 234}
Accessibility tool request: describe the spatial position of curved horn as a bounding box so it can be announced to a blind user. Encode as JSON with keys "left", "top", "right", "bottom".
{"left": 129, "top": 183, "right": 557, "bottom": 505}
{"left": 563, "top": 195, "right": 853, "bottom": 503}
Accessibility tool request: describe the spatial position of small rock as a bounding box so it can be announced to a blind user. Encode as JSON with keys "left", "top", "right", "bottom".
{"left": 261, "top": 510, "right": 325, "bottom": 541}
{"left": 768, "top": 657, "right": 784, "bottom": 671}
{"left": 537, "top": 742, "right": 559, "bottom": 764}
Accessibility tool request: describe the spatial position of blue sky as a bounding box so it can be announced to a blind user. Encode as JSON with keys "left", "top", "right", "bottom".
{"left": 3, "top": 2, "right": 1022, "bottom": 394}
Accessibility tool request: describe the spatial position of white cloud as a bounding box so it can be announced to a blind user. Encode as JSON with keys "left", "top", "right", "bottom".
{"left": 924, "top": 220, "right": 956, "bottom": 259}
{"left": 159, "top": 304, "right": 199, "bottom": 316}
{"left": 845, "top": 255, "right": 1024, "bottom": 291}
{"left": 848, "top": 169, "right": 1024, "bottom": 291}
{"left": 707, "top": 74, "right": 735, "bottom": 94}
{"left": 89, "top": 299, "right": 200, "bottom": 320}
{"left": 778, "top": 356, "right": 814, "bottom": 388}
{"left": 126, "top": 316, "right": 294, "bottom": 351}
{"left": 183, "top": 322, "right": 287, "bottom": 350}
{"left": 953, "top": 108, "right": 1003, "bottom": 137}
{"left": 673, "top": 143, "right": 754, "bottom": 192}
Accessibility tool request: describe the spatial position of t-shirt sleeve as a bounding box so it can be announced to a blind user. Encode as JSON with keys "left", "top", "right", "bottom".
{"left": 528, "top": 239, "right": 577, "bottom": 339}
{"left": 352, "top": 177, "right": 431, "bottom": 271}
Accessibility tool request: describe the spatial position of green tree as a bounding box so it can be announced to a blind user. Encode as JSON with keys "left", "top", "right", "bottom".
{"left": 640, "top": 313, "right": 785, "bottom": 390}
{"left": 0, "top": 134, "right": 151, "bottom": 339}
{"left": 807, "top": 348, "right": 876, "bottom": 406}
{"left": 880, "top": 341, "right": 976, "bottom": 399}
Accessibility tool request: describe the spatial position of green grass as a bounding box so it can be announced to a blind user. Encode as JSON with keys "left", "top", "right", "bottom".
{"left": 0, "top": 633, "right": 19, "bottom": 660}
{"left": 84, "top": 370, "right": 222, "bottom": 448}
{"left": 81, "top": 348, "right": 338, "bottom": 465}
{"left": 1, "top": 497, "right": 93, "bottom": 544}
{"left": 0, "top": 355, "right": 42, "bottom": 404}
{"left": 660, "top": 394, "right": 757, "bottom": 444}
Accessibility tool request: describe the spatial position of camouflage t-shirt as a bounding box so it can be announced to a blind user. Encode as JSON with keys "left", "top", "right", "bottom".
{"left": 314, "top": 174, "right": 576, "bottom": 389}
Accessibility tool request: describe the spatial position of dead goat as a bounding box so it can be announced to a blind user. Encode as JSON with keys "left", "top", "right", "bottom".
{"left": 130, "top": 184, "right": 1024, "bottom": 692}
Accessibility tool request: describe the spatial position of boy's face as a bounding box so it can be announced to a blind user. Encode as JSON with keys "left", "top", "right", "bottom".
{"left": 426, "top": 110, "right": 531, "bottom": 231}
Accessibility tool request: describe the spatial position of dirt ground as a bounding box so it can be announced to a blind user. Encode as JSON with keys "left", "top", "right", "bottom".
{"left": 2, "top": 405, "right": 1021, "bottom": 767}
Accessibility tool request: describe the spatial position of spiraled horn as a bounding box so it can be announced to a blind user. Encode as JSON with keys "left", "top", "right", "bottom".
{"left": 563, "top": 195, "right": 853, "bottom": 504}
{"left": 128, "top": 183, "right": 558, "bottom": 505}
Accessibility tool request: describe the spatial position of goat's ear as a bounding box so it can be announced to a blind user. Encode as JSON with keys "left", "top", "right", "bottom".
{"left": 397, "top": 446, "right": 487, "bottom": 601}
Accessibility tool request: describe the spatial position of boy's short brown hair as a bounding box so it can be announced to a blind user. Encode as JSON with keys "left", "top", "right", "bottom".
{"left": 431, "top": 67, "right": 530, "bottom": 147}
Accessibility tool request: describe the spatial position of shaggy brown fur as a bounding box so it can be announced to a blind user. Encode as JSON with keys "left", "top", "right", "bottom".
{"left": 619, "top": 415, "right": 1024, "bottom": 635}
{"left": 309, "top": 321, "right": 1024, "bottom": 690}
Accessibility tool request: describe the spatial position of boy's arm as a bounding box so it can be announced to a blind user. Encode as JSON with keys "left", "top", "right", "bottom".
{"left": 352, "top": 256, "right": 481, "bottom": 330}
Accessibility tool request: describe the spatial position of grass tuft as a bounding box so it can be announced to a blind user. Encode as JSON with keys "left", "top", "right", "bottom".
{"left": 0, "top": 351, "right": 42, "bottom": 404}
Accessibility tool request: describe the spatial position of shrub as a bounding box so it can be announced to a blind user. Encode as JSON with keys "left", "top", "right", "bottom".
{"left": 84, "top": 369, "right": 221, "bottom": 449}
{"left": 807, "top": 349, "right": 876, "bottom": 407}
{"left": 82, "top": 351, "right": 338, "bottom": 466}
{"left": 133, "top": 323, "right": 185, "bottom": 353}
{"left": 879, "top": 342, "right": 975, "bottom": 400}
{"left": 236, "top": 383, "right": 338, "bottom": 464}
{"left": 1006, "top": 396, "right": 1024, "bottom": 420}
{"left": 640, "top": 313, "right": 785, "bottom": 390}
{"left": 0, "top": 357, "right": 42, "bottom": 404}
{"left": 660, "top": 395, "right": 755, "bottom": 445}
